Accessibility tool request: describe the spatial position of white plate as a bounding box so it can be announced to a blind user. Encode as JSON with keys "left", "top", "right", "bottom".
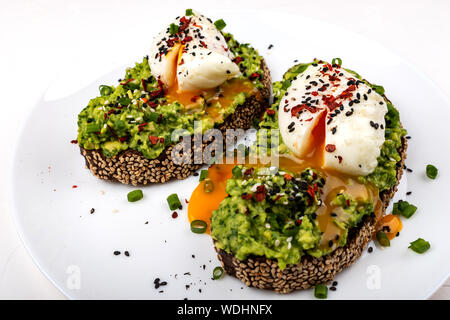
{"left": 10, "top": 10, "right": 450, "bottom": 299}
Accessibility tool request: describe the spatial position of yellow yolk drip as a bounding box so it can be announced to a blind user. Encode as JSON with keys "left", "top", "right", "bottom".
{"left": 163, "top": 44, "right": 255, "bottom": 120}
{"left": 187, "top": 164, "right": 235, "bottom": 233}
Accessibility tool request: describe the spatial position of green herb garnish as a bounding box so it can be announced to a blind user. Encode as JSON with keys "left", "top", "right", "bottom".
{"left": 99, "top": 85, "right": 113, "bottom": 96}
{"left": 214, "top": 19, "right": 226, "bottom": 31}
{"left": 212, "top": 266, "right": 224, "bottom": 280}
{"left": 409, "top": 238, "right": 430, "bottom": 254}
{"left": 203, "top": 179, "right": 214, "bottom": 193}
{"left": 232, "top": 166, "right": 242, "bottom": 179}
{"left": 167, "top": 193, "right": 182, "bottom": 210}
{"left": 331, "top": 57, "right": 342, "bottom": 66}
{"left": 127, "top": 189, "right": 144, "bottom": 202}
{"left": 314, "top": 284, "right": 328, "bottom": 299}
{"left": 86, "top": 123, "right": 101, "bottom": 133}
{"left": 118, "top": 96, "right": 131, "bottom": 106}
{"left": 199, "top": 170, "right": 208, "bottom": 181}
{"left": 426, "top": 164, "right": 438, "bottom": 179}
{"left": 372, "top": 85, "right": 385, "bottom": 95}
{"left": 191, "top": 220, "right": 207, "bottom": 234}
{"left": 393, "top": 200, "right": 417, "bottom": 218}
{"left": 185, "top": 8, "right": 193, "bottom": 16}
{"left": 169, "top": 23, "right": 179, "bottom": 35}
{"left": 376, "top": 231, "right": 390, "bottom": 247}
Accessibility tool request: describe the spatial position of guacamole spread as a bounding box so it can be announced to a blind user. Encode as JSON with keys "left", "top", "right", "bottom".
{"left": 211, "top": 166, "right": 374, "bottom": 269}
{"left": 77, "top": 33, "right": 264, "bottom": 159}
{"left": 257, "top": 59, "right": 407, "bottom": 191}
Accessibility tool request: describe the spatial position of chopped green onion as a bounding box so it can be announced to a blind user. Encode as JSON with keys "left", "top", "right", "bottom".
{"left": 127, "top": 189, "right": 143, "bottom": 202}
{"left": 232, "top": 166, "right": 242, "bottom": 179}
{"left": 118, "top": 96, "right": 131, "bottom": 106}
{"left": 185, "top": 8, "right": 193, "bottom": 16}
{"left": 331, "top": 58, "right": 342, "bottom": 66}
{"left": 212, "top": 266, "right": 224, "bottom": 280}
{"left": 145, "top": 112, "right": 160, "bottom": 123}
{"left": 167, "top": 193, "right": 182, "bottom": 210}
{"left": 214, "top": 19, "right": 226, "bottom": 30}
{"left": 376, "top": 231, "right": 390, "bottom": 247}
{"left": 314, "top": 284, "right": 328, "bottom": 299}
{"left": 191, "top": 220, "right": 207, "bottom": 234}
{"left": 372, "top": 85, "right": 385, "bottom": 95}
{"left": 169, "top": 23, "right": 179, "bottom": 35}
{"left": 203, "top": 179, "right": 214, "bottom": 193}
{"left": 114, "top": 119, "right": 126, "bottom": 130}
{"left": 86, "top": 123, "right": 101, "bottom": 133}
{"left": 426, "top": 164, "right": 438, "bottom": 179}
{"left": 99, "top": 85, "right": 113, "bottom": 96}
{"left": 393, "top": 200, "right": 417, "bottom": 218}
{"left": 199, "top": 170, "right": 208, "bottom": 181}
{"left": 409, "top": 238, "right": 430, "bottom": 254}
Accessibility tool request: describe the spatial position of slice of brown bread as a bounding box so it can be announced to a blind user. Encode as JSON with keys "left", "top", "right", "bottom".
{"left": 79, "top": 59, "right": 271, "bottom": 185}
{"left": 214, "top": 125, "right": 407, "bottom": 294}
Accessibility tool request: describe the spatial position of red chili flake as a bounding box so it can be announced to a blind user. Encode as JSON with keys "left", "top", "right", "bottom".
{"left": 157, "top": 113, "right": 163, "bottom": 124}
{"left": 241, "top": 193, "right": 253, "bottom": 200}
{"left": 244, "top": 168, "right": 254, "bottom": 176}
{"left": 172, "top": 212, "right": 178, "bottom": 219}
{"left": 104, "top": 113, "right": 108, "bottom": 120}
{"left": 191, "top": 95, "right": 200, "bottom": 102}
{"left": 338, "top": 84, "right": 356, "bottom": 100}
{"left": 325, "top": 144, "right": 336, "bottom": 152}
{"left": 311, "top": 91, "right": 318, "bottom": 96}
{"left": 141, "top": 79, "right": 147, "bottom": 91}
{"left": 166, "top": 37, "right": 179, "bottom": 47}
{"left": 179, "top": 58, "right": 185, "bottom": 65}
{"left": 149, "top": 135, "right": 160, "bottom": 145}
{"left": 70, "top": 140, "right": 78, "bottom": 144}
{"left": 185, "top": 199, "right": 189, "bottom": 204}
{"left": 283, "top": 173, "right": 292, "bottom": 181}
{"left": 305, "top": 117, "right": 314, "bottom": 122}
{"left": 179, "top": 17, "right": 191, "bottom": 32}
{"left": 295, "top": 219, "right": 303, "bottom": 226}
{"left": 338, "top": 156, "right": 343, "bottom": 164}
{"left": 266, "top": 109, "right": 275, "bottom": 116}
{"left": 322, "top": 94, "right": 340, "bottom": 111}
{"left": 233, "top": 56, "right": 243, "bottom": 64}
{"left": 290, "top": 104, "right": 319, "bottom": 117}
{"left": 192, "top": 22, "right": 203, "bottom": 29}
{"left": 200, "top": 41, "right": 207, "bottom": 48}
{"left": 72, "top": 185, "right": 78, "bottom": 189}
{"left": 307, "top": 183, "right": 318, "bottom": 201}
{"left": 138, "top": 122, "right": 148, "bottom": 132}
{"left": 254, "top": 185, "right": 266, "bottom": 202}
{"left": 346, "top": 199, "right": 351, "bottom": 207}
{"left": 119, "top": 137, "right": 127, "bottom": 142}
{"left": 159, "top": 137, "right": 165, "bottom": 143}
{"left": 120, "top": 78, "right": 134, "bottom": 86}
{"left": 249, "top": 72, "right": 260, "bottom": 80}
{"left": 181, "top": 36, "right": 193, "bottom": 44}
{"left": 274, "top": 194, "right": 282, "bottom": 202}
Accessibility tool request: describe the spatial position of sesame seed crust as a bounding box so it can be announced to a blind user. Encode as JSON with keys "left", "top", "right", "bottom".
{"left": 214, "top": 105, "right": 408, "bottom": 293}
{"left": 79, "top": 59, "right": 271, "bottom": 186}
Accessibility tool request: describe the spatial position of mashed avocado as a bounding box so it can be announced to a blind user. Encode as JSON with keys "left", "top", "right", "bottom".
{"left": 211, "top": 166, "right": 374, "bottom": 269}
{"left": 77, "top": 33, "right": 264, "bottom": 159}
{"left": 257, "top": 60, "right": 407, "bottom": 191}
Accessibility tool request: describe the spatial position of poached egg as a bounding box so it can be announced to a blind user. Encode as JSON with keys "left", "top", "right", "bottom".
{"left": 278, "top": 63, "right": 388, "bottom": 176}
{"left": 149, "top": 11, "right": 241, "bottom": 92}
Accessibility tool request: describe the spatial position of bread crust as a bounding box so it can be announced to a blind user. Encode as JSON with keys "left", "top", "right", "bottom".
{"left": 214, "top": 121, "right": 408, "bottom": 293}
{"left": 79, "top": 59, "right": 271, "bottom": 185}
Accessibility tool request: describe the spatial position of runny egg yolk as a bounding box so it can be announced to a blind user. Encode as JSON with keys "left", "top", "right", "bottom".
{"left": 188, "top": 164, "right": 235, "bottom": 233}
{"left": 188, "top": 109, "right": 383, "bottom": 246}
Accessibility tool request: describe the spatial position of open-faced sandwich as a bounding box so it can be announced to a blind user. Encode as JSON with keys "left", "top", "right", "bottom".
{"left": 188, "top": 59, "right": 407, "bottom": 293}
{"left": 77, "top": 9, "right": 270, "bottom": 185}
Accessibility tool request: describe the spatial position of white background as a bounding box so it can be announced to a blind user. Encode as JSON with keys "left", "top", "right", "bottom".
{"left": 1, "top": 0, "right": 449, "bottom": 299}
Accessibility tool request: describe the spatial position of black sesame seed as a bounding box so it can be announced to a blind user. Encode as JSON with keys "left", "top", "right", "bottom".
{"left": 330, "top": 286, "right": 337, "bottom": 291}
{"left": 114, "top": 251, "right": 121, "bottom": 256}
{"left": 406, "top": 191, "right": 412, "bottom": 195}
{"left": 368, "top": 247, "right": 373, "bottom": 253}
{"left": 90, "top": 208, "right": 95, "bottom": 214}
